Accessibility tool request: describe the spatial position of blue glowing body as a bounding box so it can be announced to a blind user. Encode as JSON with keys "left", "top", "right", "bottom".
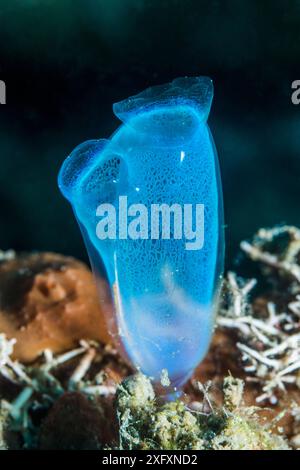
{"left": 58, "top": 77, "right": 224, "bottom": 389}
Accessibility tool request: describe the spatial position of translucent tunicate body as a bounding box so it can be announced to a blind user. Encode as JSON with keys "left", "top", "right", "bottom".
{"left": 58, "top": 77, "right": 224, "bottom": 391}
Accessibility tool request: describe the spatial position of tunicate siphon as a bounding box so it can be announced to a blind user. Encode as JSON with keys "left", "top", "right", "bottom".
{"left": 58, "top": 76, "right": 224, "bottom": 391}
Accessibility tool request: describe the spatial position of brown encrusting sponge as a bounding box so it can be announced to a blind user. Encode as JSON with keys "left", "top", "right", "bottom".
{"left": 0, "top": 252, "right": 112, "bottom": 362}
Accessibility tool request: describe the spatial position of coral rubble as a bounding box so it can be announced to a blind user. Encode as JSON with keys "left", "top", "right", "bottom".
{"left": 115, "top": 374, "right": 289, "bottom": 450}
{"left": 1, "top": 226, "right": 300, "bottom": 449}
{"left": 0, "top": 334, "right": 130, "bottom": 448}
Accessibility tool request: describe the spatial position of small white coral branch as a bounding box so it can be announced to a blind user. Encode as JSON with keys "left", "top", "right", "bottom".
{"left": 241, "top": 241, "right": 300, "bottom": 283}
{"left": 0, "top": 334, "right": 16, "bottom": 368}
{"left": 0, "top": 334, "right": 32, "bottom": 386}
{"left": 240, "top": 225, "right": 300, "bottom": 284}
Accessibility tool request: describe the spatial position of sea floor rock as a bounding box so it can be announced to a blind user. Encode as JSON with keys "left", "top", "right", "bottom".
{"left": 39, "top": 391, "right": 116, "bottom": 450}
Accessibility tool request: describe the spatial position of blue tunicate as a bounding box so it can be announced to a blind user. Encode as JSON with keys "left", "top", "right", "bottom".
{"left": 58, "top": 76, "right": 224, "bottom": 391}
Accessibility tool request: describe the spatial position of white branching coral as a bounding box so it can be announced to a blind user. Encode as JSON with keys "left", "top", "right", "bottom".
{"left": 218, "top": 225, "right": 300, "bottom": 404}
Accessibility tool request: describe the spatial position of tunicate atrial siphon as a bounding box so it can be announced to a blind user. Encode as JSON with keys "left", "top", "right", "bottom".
{"left": 58, "top": 76, "right": 224, "bottom": 392}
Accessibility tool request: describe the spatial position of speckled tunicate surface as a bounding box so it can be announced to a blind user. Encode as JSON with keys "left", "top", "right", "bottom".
{"left": 58, "top": 77, "right": 224, "bottom": 390}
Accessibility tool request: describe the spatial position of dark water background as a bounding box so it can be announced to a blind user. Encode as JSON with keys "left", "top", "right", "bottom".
{"left": 0, "top": 0, "right": 299, "bottom": 267}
